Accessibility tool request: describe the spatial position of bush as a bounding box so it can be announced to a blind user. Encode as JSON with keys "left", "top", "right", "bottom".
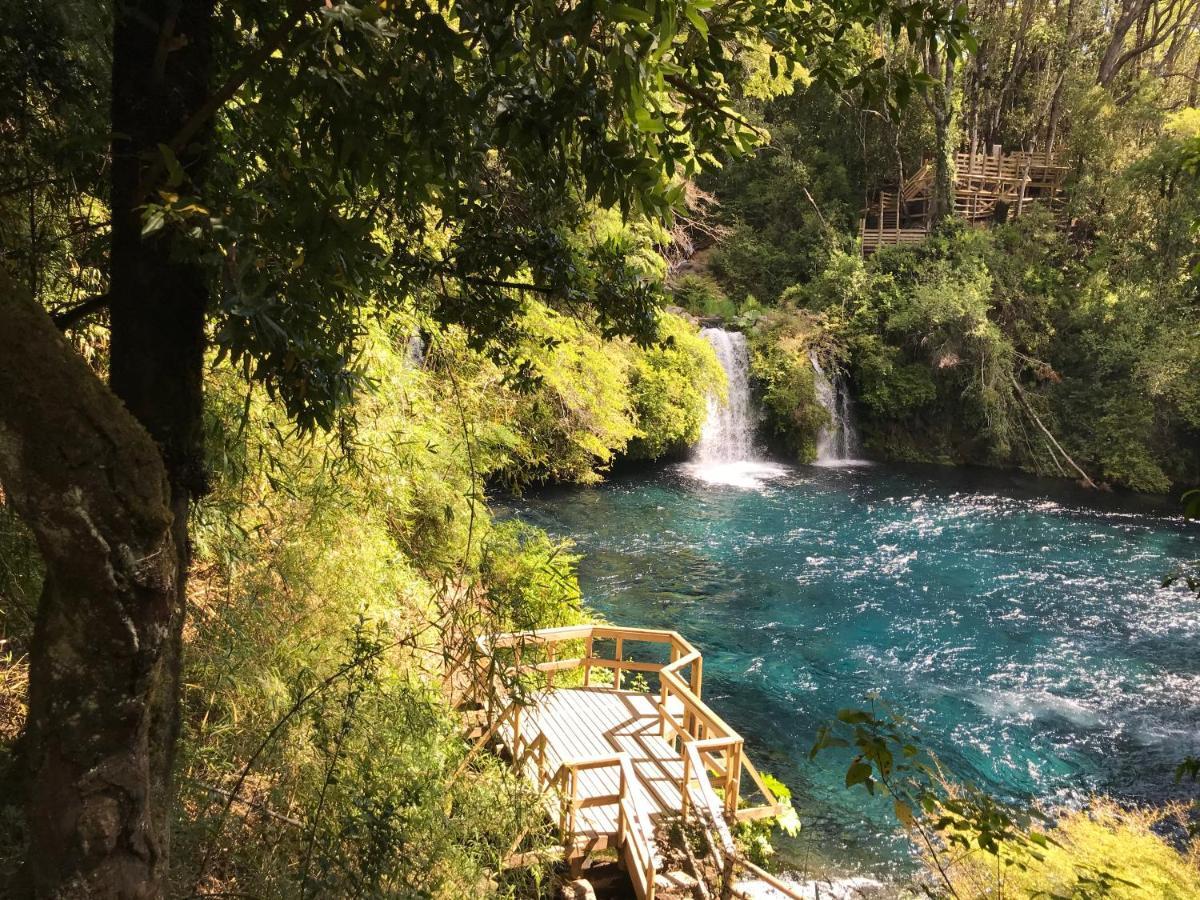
{"left": 433, "top": 304, "right": 722, "bottom": 488}
{"left": 625, "top": 312, "right": 727, "bottom": 460}
{"left": 176, "top": 328, "right": 590, "bottom": 897}
{"left": 935, "top": 799, "right": 1200, "bottom": 899}
{"left": 480, "top": 521, "right": 585, "bottom": 632}
{"left": 669, "top": 274, "right": 739, "bottom": 320}
{"left": 747, "top": 307, "right": 835, "bottom": 462}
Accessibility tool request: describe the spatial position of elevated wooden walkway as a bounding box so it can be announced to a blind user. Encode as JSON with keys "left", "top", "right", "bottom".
{"left": 859, "top": 147, "right": 1069, "bottom": 255}
{"left": 455, "top": 624, "right": 806, "bottom": 899}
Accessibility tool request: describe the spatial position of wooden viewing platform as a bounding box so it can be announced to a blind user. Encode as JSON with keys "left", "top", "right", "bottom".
{"left": 455, "top": 624, "right": 805, "bottom": 899}
{"left": 859, "top": 146, "right": 1069, "bottom": 255}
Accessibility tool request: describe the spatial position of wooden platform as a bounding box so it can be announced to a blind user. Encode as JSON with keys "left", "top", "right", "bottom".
{"left": 501, "top": 687, "right": 700, "bottom": 857}
{"left": 858, "top": 146, "right": 1069, "bottom": 255}
{"left": 458, "top": 623, "right": 803, "bottom": 899}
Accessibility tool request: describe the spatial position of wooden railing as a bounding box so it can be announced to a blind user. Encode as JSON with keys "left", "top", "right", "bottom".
{"left": 552, "top": 752, "right": 657, "bottom": 899}
{"left": 473, "top": 625, "right": 785, "bottom": 825}
{"left": 463, "top": 692, "right": 660, "bottom": 897}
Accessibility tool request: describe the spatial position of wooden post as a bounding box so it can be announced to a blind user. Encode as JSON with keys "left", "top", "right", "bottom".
{"left": 725, "top": 741, "right": 742, "bottom": 820}
{"left": 512, "top": 704, "right": 522, "bottom": 763}
{"left": 560, "top": 769, "right": 571, "bottom": 835}
{"left": 546, "top": 642, "right": 556, "bottom": 689}
{"left": 659, "top": 679, "right": 670, "bottom": 741}
{"left": 617, "top": 761, "right": 628, "bottom": 847}
{"left": 568, "top": 769, "right": 578, "bottom": 837}
{"left": 878, "top": 192, "right": 885, "bottom": 246}
{"left": 583, "top": 633, "right": 593, "bottom": 686}
{"left": 680, "top": 750, "right": 691, "bottom": 822}
{"left": 614, "top": 637, "right": 623, "bottom": 691}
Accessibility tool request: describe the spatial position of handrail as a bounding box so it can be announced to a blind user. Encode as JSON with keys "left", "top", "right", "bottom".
{"left": 681, "top": 739, "right": 737, "bottom": 899}
{"left": 617, "top": 754, "right": 656, "bottom": 899}
{"left": 681, "top": 741, "right": 736, "bottom": 860}
{"left": 450, "top": 701, "right": 514, "bottom": 783}
{"left": 473, "top": 624, "right": 785, "bottom": 822}
{"left": 728, "top": 854, "right": 808, "bottom": 900}
{"left": 554, "top": 751, "right": 658, "bottom": 900}
{"left": 472, "top": 622, "right": 789, "bottom": 898}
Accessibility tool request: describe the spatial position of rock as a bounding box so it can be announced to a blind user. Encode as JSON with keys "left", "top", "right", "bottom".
{"left": 560, "top": 878, "right": 597, "bottom": 900}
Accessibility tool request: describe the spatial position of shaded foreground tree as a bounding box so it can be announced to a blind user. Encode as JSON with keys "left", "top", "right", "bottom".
{"left": 0, "top": 0, "right": 968, "bottom": 895}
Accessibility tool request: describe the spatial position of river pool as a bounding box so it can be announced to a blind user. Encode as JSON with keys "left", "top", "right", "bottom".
{"left": 502, "top": 461, "right": 1200, "bottom": 883}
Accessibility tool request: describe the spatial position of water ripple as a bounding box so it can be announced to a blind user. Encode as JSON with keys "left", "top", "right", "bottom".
{"left": 502, "top": 463, "right": 1200, "bottom": 882}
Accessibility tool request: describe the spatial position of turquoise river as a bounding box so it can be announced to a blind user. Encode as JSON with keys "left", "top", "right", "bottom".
{"left": 503, "top": 462, "right": 1200, "bottom": 884}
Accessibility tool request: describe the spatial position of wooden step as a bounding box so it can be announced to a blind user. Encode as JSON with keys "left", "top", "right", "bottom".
{"left": 655, "top": 870, "right": 698, "bottom": 891}
{"left": 732, "top": 879, "right": 797, "bottom": 899}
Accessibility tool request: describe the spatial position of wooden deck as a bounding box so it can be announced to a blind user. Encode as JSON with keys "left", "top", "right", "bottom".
{"left": 858, "top": 146, "right": 1069, "bottom": 255}
{"left": 502, "top": 687, "right": 697, "bottom": 855}
{"left": 455, "top": 624, "right": 807, "bottom": 900}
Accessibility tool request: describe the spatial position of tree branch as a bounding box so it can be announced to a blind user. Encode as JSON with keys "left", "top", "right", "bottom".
{"left": 1009, "top": 373, "right": 1097, "bottom": 488}
{"left": 52, "top": 294, "right": 110, "bottom": 331}
{"left": 134, "top": 3, "right": 311, "bottom": 203}
{"left": 664, "top": 74, "right": 768, "bottom": 139}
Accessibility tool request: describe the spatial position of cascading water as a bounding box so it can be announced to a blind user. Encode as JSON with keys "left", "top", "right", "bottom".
{"left": 685, "top": 328, "right": 787, "bottom": 487}
{"left": 810, "top": 351, "right": 866, "bottom": 465}
{"left": 694, "top": 328, "right": 756, "bottom": 463}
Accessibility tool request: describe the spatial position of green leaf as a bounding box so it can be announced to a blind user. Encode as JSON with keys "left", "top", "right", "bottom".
{"left": 845, "top": 759, "right": 873, "bottom": 788}
{"left": 1183, "top": 488, "right": 1200, "bottom": 518}
{"left": 608, "top": 3, "right": 654, "bottom": 24}
{"left": 836, "top": 708, "right": 873, "bottom": 724}
{"left": 157, "top": 143, "right": 185, "bottom": 188}
{"left": 141, "top": 208, "right": 166, "bottom": 237}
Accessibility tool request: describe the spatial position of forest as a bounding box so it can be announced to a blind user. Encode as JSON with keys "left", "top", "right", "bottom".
{"left": 0, "top": 0, "right": 1198, "bottom": 899}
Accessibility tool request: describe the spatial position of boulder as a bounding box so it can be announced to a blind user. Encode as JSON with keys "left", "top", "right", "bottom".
{"left": 560, "top": 878, "right": 597, "bottom": 900}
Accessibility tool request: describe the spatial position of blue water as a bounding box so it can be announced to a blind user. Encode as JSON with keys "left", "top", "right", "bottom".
{"left": 502, "top": 463, "right": 1200, "bottom": 881}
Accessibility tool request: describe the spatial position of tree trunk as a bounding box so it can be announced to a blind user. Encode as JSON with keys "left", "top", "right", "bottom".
{"left": 1045, "top": 0, "right": 1078, "bottom": 153}
{"left": 2, "top": 1, "right": 215, "bottom": 895}
{"left": 1098, "top": 0, "right": 1148, "bottom": 86}
{"left": 109, "top": 2, "right": 215, "bottom": 877}
{"left": 928, "top": 54, "right": 958, "bottom": 225}
{"left": 0, "top": 275, "right": 178, "bottom": 897}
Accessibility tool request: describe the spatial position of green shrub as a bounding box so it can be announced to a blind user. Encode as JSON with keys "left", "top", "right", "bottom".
{"left": 177, "top": 327, "right": 591, "bottom": 897}
{"left": 747, "top": 308, "right": 835, "bottom": 462}
{"left": 669, "top": 274, "right": 738, "bottom": 320}
{"left": 480, "top": 521, "right": 585, "bottom": 632}
{"left": 935, "top": 799, "right": 1200, "bottom": 899}
{"left": 625, "top": 312, "right": 727, "bottom": 460}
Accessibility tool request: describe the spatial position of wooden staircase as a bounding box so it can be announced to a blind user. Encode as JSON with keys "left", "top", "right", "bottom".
{"left": 453, "top": 624, "right": 814, "bottom": 900}
{"left": 858, "top": 146, "right": 1068, "bottom": 255}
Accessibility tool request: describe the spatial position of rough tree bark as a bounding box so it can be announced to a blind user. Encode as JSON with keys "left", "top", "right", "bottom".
{"left": 0, "top": 275, "right": 178, "bottom": 896}
{"left": 108, "top": 3, "right": 215, "bottom": 884}
{"left": 927, "top": 51, "right": 958, "bottom": 225}
{"left": 1097, "top": 0, "right": 1200, "bottom": 87}
{"left": 0, "top": 1, "right": 215, "bottom": 895}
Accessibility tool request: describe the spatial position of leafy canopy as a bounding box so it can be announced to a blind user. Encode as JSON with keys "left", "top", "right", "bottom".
{"left": 157, "top": 0, "right": 972, "bottom": 430}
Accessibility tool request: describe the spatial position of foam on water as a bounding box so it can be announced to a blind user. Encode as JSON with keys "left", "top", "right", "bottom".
{"left": 679, "top": 459, "right": 792, "bottom": 489}
{"left": 504, "top": 464, "right": 1200, "bottom": 885}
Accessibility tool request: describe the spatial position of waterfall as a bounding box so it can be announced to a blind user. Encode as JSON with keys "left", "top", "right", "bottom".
{"left": 685, "top": 328, "right": 787, "bottom": 487}
{"left": 694, "top": 328, "right": 757, "bottom": 463}
{"left": 810, "top": 351, "right": 865, "bottom": 465}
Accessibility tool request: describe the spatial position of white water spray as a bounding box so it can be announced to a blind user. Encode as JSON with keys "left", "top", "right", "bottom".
{"left": 694, "top": 328, "right": 756, "bottom": 463}
{"left": 810, "top": 351, "right": 867, "bottom": 466}
{"left": 686, "top": 328, "right": 787, "bottom": 487}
